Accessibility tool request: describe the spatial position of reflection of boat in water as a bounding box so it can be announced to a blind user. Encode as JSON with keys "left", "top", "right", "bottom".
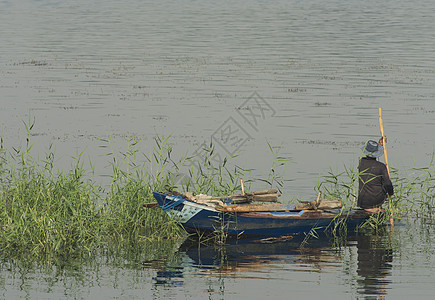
{"left": 148, "top": 233, "right": 394, "bottom": 298}
{"left": 153, "top": 192, "right": 370, "bottom": 237}
{"left": 180, "top": 234, "right": 394, "bottom": 286}
{"left": 179, "top": 235, "right": 342, "bottom": 277}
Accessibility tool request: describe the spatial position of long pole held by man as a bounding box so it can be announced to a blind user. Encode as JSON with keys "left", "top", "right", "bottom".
{"left": 378, "top": 107, "right": 394, "bottom": 227}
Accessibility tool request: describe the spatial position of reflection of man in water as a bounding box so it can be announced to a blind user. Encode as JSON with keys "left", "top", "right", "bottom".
{"left": 356, "top": 235, "right": 393, "bottom": 297}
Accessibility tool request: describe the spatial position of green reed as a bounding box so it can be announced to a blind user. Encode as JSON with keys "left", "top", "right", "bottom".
{"left": 5, "top": 117, "right": 431, "bottom": 259}
{"left": 100, "top": 134, "right": 187, "bottom": 242}
{"left": 0, "top": 146, "right": 102, "bottom": 257}
{"left": 0, "top": 122, "right": 266, "bottom": 259}
{"left": 0, "top": 129, "right": 185, "bottom": 258}
{"left": 392, "top": 153, "right": 434, "bottom": 219}
{"left": 176, "top": 139, "right": 251, "bottom": 196}
{"left": 317, "top": 154, "right": 435, "bottom": 224}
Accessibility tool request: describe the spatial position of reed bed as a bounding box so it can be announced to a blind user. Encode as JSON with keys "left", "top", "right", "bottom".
{"left": 1, "top": 120, "right": 432, "bottom": 259}
{"left": 0, "top": 132, "right": 185, "bottom": 259}
{"left": 0, "top": 128, "right": 257, "bottom": 259}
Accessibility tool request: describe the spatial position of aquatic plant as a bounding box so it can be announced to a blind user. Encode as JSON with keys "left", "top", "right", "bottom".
{"left": 300, "top": 226, "right": 322, "bottom": 249}
{"left": 99, "top": 135, "right": 186, "bottom": 242}
{"left": 0, "top": 117, "right": 288, "bottom": 258}
{"left": 2, "top": 116, "right": 431, "bottom": 260}
{"left": 316, "top": 165, "right": 361, "bottom": 209}
{"left": 256, "top": 142, "right": 290, "bottom": 194}
{"left": 392, "top": 154, "right": 435, "bottom": 219}
{"left": 177, "top": 138, "right": 250, "bottom": 196}
{"left": 0, "top": 126, "right": 188, "bottom": 259}
{"left": 317, "top": 154, "right": 435, "bottom": 224}
{"left": 0, "top": 148, "right": 102, "bottom": 257}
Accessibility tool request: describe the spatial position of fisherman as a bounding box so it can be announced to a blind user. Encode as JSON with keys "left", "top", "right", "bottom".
{"left": 358, "top": 138, "right": 394, "bottom": 213}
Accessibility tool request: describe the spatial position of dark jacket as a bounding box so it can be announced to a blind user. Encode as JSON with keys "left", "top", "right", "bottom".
{"left": 357, "top": 157, "right": 394, "bottom": 209}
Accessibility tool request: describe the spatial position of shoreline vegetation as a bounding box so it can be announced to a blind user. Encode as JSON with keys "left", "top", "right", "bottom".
{"left": 1, "top": 122, "right": 433, "bottom": 261}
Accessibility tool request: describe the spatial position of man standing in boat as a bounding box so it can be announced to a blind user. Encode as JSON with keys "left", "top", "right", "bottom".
{"left": 358, "top": 138, "right": 394, "bottom": 213}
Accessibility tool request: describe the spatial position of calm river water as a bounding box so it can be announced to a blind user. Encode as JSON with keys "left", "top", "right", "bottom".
{"left": 2, "top": 220, "right": 435, "bottom": 299}
{"left": 1, "top": 0, "right": 434, "bottom": 298}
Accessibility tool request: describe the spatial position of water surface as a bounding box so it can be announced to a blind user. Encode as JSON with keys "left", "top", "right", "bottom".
{"left": 1, "top": 0, "right": 435, "bottom": 298}
{"left": 2, "top": 220, "right": 434, "bottom": 299}
{"left": 1, "top": 0, "right": 434, "bottom": 198}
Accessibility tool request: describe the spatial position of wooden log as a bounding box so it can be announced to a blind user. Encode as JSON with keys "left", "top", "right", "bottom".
{"left": 196, "top": 199, "right": 225, "bottom": 206}
{"left": 182, "top": 192, "right": 196, "bottom": 201}
{"left": 250, "top": 189, "right": 279, "bottom": 195}
{"left": 229, "top": 196, "right": 247, "bottom": 201}
{"left": 217, "top": 203, "right": 299, "bottom": 213}
{"left": 228, "top": 195, "right": 249, "bottom": 204}
{"left": 231, "top": 199, "right": 250, "bottom": 204}
{"left": 316, "top": 199, "right": 342, "bottom": 210}
{"left": 251, "top": 194, "right": 280, "bottom": 202}
{"left": 230, "top": 194, "right": 246, "bottom": 199}
{"left": 216, "top": 199, "right": 342, "bottom": 213}
{"left": 230, "top": 193, "right": 281, "bottom": 201}
{"left": 217, "top": 202, "right": 313, "bottom": 212}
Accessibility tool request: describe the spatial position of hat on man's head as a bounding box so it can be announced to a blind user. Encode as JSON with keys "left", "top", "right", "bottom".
{"left": 362, "top": 140, "right": 384, "bottom": 158}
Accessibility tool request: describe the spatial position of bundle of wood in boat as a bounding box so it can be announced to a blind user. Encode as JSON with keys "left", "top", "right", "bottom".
{"left": 216, "top": 199, "right": 342, "bottom": 213}
{"left": 230, "top": 189, "right": 281, "bottom": 203}
{"left": 181, "top": 192, "right": 226, "bottom": 206}
{"left": 178, "top": 190, "right": 281, "bottom": 205}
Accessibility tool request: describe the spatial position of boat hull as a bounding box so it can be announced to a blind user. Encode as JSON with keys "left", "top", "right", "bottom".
{"left": 153, "top": 192, "right": 369, "bottom": 237}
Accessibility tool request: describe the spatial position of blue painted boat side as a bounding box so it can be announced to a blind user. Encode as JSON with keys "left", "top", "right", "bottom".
{"left": 152, "top": 192, "right": 369, "bottom": 237}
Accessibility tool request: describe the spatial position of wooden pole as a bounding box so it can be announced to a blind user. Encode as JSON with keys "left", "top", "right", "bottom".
{"left": 378, "top": 108, "right": 390, "bottom": 174}
{"left": 378, "top": 107, "right": 394, "bottom": 227}
{"left": 315, "top": 191, "right": 322, "bottom": 209}
{"left": 240, "top": 178, "right": 245, "bottom": 196}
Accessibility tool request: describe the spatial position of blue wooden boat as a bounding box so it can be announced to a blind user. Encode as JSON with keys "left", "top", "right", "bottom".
{"left": 152, "top": 192, "right": 370, "bottom": 237}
